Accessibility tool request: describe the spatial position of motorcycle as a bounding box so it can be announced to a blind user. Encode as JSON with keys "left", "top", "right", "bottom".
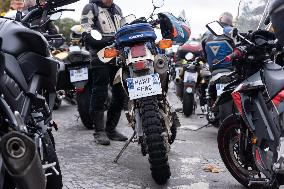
{"left": 208, "top": 21, "right": 284, "bottom": 188}
{"left": 0, "top": 0, "right": 78, "bottom": 188}
{"left": 175, "top": 43, "right": 204, "bottom": 116}
{"left": 203, "top": 29, "right": 235, "bottom": 126}
{"left": 54, "top": 37, "right": 91, "bottom": 110}
{"left": 95, "top": 0, "right": 188, "bottom": 184}
{"left": 61, "top": 27, "right": 114, "bottom": 129}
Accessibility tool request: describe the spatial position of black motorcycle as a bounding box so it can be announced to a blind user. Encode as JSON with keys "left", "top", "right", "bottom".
{"left": 55, "top": 40, "right": 91, "bottom": 111}
{"left": 208, "top": 21, "right": 284, "bottom": 188}
{"left": 0, "top": 0, "right": 78, "bottom": 188}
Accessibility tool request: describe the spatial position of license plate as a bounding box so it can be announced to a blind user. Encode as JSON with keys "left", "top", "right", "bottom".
{"left": 69, "top": 67, "right": 88, "bottom": 83}
{"left": 216, "top": 84, "right": 227, "bottom": 96}
{"left": 131, "top": 45, "right": 146, "bottom": 58}
{"left": 184, "top": 71, "right": 198, "bottom": 82}
{"left": 126, "top": 73, "right": 162, "bottom": 100}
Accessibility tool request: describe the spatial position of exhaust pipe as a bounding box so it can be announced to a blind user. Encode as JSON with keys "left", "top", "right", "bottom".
{"left": 0, "top": 132, "right": 46, "bottom": 189}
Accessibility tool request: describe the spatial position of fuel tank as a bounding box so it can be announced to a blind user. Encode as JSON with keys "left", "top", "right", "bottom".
{"left": 0, "top": 18, "right": 49, "bottom": 57}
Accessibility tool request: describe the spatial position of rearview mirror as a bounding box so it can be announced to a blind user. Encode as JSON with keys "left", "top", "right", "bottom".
{"left": 91, "top": 30, "right": 102, "bottom": 40}
{"left": 206, "top": 21, "right": 224, "bottom": 36}
{"left": 50, "top": 12, "right": 62, "bottom": 21}
{"left": 152, "top": 0, "right": 164, "bottom": 8}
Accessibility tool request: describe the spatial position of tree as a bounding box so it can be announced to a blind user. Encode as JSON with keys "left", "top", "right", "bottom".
{"left": 0, "top": 0, "right": 11, "bottom": 14}
{"left": 236, "top": 0, "right": 269, "bottom": 32}
{"left": 54, "top": 18, "right": 79, "bottom": 42}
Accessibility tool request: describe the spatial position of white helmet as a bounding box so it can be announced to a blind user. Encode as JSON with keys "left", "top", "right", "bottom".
{"left": 70, "top": 25, "right": 84, "bottom": 40}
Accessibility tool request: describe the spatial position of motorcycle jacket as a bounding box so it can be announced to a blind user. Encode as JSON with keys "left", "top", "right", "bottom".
{"left": 81, "top": 0, "right": 122, "bottom": 57}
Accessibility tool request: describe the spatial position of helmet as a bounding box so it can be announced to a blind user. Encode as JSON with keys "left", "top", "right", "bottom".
{"left": 219, "top": 12, "right": 233, "bottom": 26}
{"left": 70, "top": 25, "right": 84, "bottom": 41}
{"left": 269, "top": 0, "right": 284, "bottom": 45}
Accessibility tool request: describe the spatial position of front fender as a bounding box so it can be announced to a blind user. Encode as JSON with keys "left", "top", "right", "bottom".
{"left": 213, "top": 88, "right": 234, "bottom": 109}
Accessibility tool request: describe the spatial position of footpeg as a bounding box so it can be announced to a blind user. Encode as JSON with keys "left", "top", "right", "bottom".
{"left": 248, "top": 179, "right": 268, "bottom": 187}
{"left": 43, "top": 162, "right": 59, "bottom": 176}
{"left": 50, "top": 121, "right": 58, "bottom": 131}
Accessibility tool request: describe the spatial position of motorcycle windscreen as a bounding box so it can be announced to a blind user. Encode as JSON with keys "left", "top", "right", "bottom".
{"left": 158, "top": 12, "right": 191, "bottom": 45}
{"left": 47, "top": 0, "right": 79, "bottom": 9}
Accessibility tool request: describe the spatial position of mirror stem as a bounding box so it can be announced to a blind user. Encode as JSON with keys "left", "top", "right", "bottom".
{"left": 148, "top": 7, "right": 157, "bottom": 20}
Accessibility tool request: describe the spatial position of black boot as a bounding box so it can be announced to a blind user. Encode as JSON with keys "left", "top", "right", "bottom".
{"left": 105, "top": 110, "right": 128, "bottom": 141}
{"left": 92, "top": 111, "right": 110, "bottom": 145}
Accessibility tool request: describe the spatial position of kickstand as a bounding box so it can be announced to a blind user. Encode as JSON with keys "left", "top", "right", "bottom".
{"left": 114, "top": 131, "right": 136, "bottom": 163}
{"left": 193, "top": 123, "right": 212, "bottom": 131}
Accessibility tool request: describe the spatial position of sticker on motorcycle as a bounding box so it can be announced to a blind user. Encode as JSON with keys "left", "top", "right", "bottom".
{"left": 184, "top": 71, "right": 198, "bottom": 82}
{"left": 216, "top": 83, "right": 227, "bottom": 97}
{"left": 127, "top": 73, "right": 162, "bottom": 100}
{"left": 69, "top": 67, "right": 88, "bottom": 83}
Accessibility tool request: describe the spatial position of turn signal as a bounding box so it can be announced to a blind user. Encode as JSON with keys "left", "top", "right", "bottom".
{"left": 104, "top": 48, "right": 118, "bottom": 58}
{"left": 252, "top": 137, "right": 257, "bottom": 145}
{"left": 159, "top": 39, "right": 173, "bottom": 50}
{"left": 273, "top": 89, "right": 284, "bottom": 106}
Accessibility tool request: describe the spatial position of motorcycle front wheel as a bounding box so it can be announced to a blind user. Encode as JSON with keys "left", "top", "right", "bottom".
{"left": 140, "top": 96, "right": 171, "bottom": 185}
{"left": 218, "top": 115, "right": 261, "bottom": 188}
{"left": 183, "top": 93, "right": 194, "bottom": 117}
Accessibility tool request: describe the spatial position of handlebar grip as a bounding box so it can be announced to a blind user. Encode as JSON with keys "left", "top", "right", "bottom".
{"left": 150, "top": 19, "right": 160, "bottom": 26}
{"left": 225, "top": 48, "right": 242, "bottom": 62}
{"left": 44, "top": 34, "right": 63, "bottom": 40}
{"left": 21, "top": 7, "right": 40, "bottom": 23}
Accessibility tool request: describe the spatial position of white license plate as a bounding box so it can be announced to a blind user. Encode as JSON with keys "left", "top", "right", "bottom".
{"left": 184, "top": 71, "right": 198, "bottom": 82}
{"left": 69, "top": 67, "right": 88, "bottom": 83}
{"left": 216, "top": 84, "right": 227, "bottom": 96}
{"left": 126, "top": 73, "right": 162, "bottom": 100}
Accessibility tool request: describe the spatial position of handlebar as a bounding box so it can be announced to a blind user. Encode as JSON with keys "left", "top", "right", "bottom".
{"left": 149, "top": 19, "right": 160, "bottom": 27}
{"left": 44, "top": 34, "right": 63, "bottom": 39}
{"left": 224, "top": 48, "right": 243, "bottom": 62}
{"left": 21, "top": 7, "right": 41, "bottom": 23}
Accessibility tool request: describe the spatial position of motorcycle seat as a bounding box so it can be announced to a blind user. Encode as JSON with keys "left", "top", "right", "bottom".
{"left": 210, "top": 69, "right": 233, "bottom": 85}
{"left": 211, "top": 69, "right": 232, "bottom": 76}
{"left": 263, "top": 63, "right": 284, "bottom": 98}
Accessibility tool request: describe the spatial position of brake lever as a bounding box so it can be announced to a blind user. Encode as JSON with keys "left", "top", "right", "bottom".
{"left": 50, "top": 9, "right": 75, "bottom": 14}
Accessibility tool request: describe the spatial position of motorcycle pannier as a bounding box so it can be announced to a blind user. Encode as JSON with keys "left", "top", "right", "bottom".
{"left": 115, "top": 23, "right": 157, "bottom": 46}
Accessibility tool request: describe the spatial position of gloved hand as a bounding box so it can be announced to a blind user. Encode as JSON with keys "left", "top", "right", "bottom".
{"left": 82, "top": 32, "right": 113, "bottom": 50}
{"left": 82, "top": 32, "right": 93, "bottom": 49}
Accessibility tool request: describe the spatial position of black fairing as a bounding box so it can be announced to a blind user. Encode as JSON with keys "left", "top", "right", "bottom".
{"left": 4, "top": 53, "right": 28, "bottom": 91}
{"left": 18, "top": 52, "right": 58, "bottom": 91}
{"left": 0, "top": 72, "right": 26, "bottom": 113}
{"left": 0, "top": 18, "right": 49, "bottom": 57}
{"left": 263, "top": 63, "right": 284, "bottom": 98}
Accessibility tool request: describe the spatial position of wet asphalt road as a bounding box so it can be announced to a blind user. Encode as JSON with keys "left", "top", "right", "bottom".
{"left": 52, "top": 88, "right": 246, "bottom": 189}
